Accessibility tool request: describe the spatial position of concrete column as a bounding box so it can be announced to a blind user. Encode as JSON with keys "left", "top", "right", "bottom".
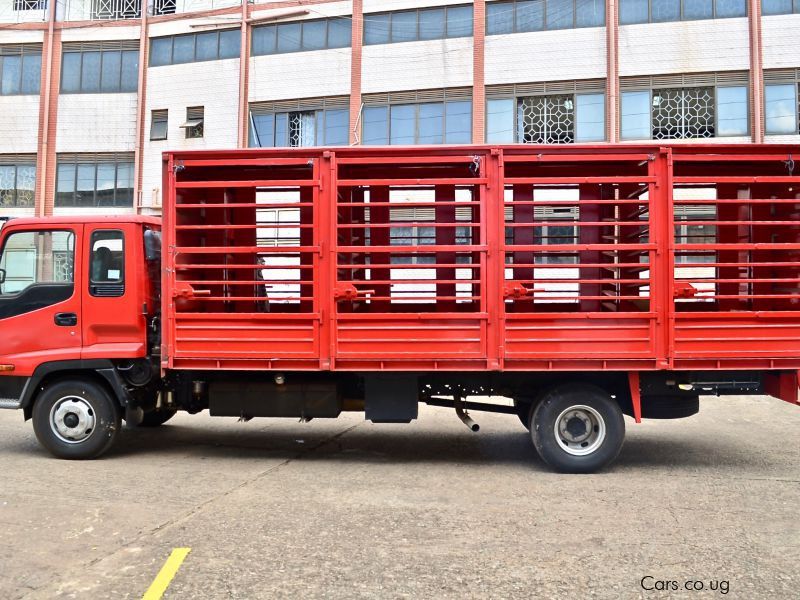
{"left": 472, "top": 0, "right": 486, "bottom": 144}
{"left": 348, "top": 0, "right": 363, "bottom": 145}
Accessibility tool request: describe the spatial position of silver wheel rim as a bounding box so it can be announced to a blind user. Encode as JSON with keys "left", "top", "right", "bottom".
{"left": 554, "top": 404, "right": 606, "bottom": 456}
{"left": 49, "top": 396, "right": 96, "bottom": 444}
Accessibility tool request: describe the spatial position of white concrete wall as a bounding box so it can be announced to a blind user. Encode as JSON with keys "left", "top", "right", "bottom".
{"left": 485, "top": 28, "right": 606, "bottom": 85}
{"left": 0, "top": 206, "right": 36, "bottom": 218}
{"left": 149, "top": 15, "right": 239, "bottom": 38}
{"left": 0, "top": 96, "right": 40, "bottom": 154}
{"left": 56, "top": 94, "right": 138, "bottom": 152}
{"left": 762, "top": 14, "right": 800, "bottom": 70}
{"left": 61, "top": 25, "right": 140, "bottom": 42}
{"left": 0, "top": 29, "right": 45, "bottom": 44}
{"left": 364, "top": 0, "right": 467, "bottom": 12}
{"left": 250, "top": 50, "right": 351, "bottom": 101}
{"left": 620, "top": 135, "right": 752, "bottom": 144}
{"left": 765, "top": 134, "right": 800, "bottom": 144}
{"left": 619, "top": 18, "right": 750, "bottom": 77}
{"left": 362, "top": 37, "right": 472, "bottom": 93}
{"left": 251, "top": 0, "right": 351, "bottom": 20}
{"left": 172, "top": 0, "right": 240, "bottom": 15}
{"left": 140, "top": 57, "right": 239, "bottom": 209}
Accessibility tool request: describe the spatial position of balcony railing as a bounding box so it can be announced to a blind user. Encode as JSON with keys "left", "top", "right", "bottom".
{"left": 91, "top": 0, "right": 140, "bottom": 20}
{"left": 14, "top": 0, "right": 47, "bottom": 9}
{"left": 151, "top": 0, "right": 176, "bottom": 16}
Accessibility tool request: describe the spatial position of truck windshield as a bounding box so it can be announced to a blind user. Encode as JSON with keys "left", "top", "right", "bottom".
{"left": 0, "top": 230, "right": 75, "bottom": 296}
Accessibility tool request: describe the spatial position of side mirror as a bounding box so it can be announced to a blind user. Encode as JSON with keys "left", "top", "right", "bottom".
{"left": 144, "top": 230, "right": 161, "bottom": 262}
{"left": 0, "top": 268, "right": 5, "bottom": 285}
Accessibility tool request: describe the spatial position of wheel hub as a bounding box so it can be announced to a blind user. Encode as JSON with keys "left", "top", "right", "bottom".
{"left": 563, "top": 414, "right": 590, "bottom": 441}
{"left": 50, "top": 396, "right": 96, "bottom": 444}
{"left": 554, "top": 405, "right": 606, "bottom": 456}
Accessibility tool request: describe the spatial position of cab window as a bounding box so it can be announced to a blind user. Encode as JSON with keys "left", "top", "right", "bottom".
{"left": 90, "top": 230, "right": 125, "bottom": 297}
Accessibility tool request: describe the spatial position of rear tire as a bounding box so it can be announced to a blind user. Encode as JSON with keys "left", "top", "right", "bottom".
{"left": 531, "top": 383, "right": 625, "bottom": 474}
{"left": 138, "top": 409, "right": 177, "bottom": 428}
{"left": 32, "top": 379, "right": 121, "bottom": 460}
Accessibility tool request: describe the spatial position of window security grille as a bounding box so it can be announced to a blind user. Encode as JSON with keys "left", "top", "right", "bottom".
{"left": 652, "top": 87, "right": 715, "bottom": 139}
{"left": 91, "top": 0, "right": 141, "bottom": 20}
{"left": 518, "top": 95, "right": 575, "bottom": 143}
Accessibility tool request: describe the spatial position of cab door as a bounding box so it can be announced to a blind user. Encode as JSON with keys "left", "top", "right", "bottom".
{"left": 81, "top": 224, "right": 146, "bottom": 360}
{"left": 0, "top": 224, "right": 83, "bottom": 376}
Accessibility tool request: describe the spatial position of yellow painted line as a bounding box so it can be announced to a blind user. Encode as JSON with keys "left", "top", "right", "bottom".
{"left": 142, "top": 547, "right": 191, "bottom": 600}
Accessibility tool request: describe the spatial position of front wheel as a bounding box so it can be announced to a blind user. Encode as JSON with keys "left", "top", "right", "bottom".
{"left": 531, "top": 383, "right": 625, "bottom": 474}
{"left": 32, "top": 379, "right": 121, "bottom": 460}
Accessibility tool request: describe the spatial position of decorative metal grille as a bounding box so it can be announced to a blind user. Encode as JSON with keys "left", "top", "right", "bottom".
{"left": 53, "top": 252, "right": 74, "bottom": 283}
{"left": 13, "top": 0, "right": 47, "bottom": 10}
{"left": 0, "top": 170, "right": 14, "bottom": 208}
{"left": 652, "top": 87, "right": 715, "bottom": 140}
{"left": 518, "top": 95, "right": 575, "bottom": 144}
{"left": 0, "top": 165, "right": 35, "bottom": 208}
{"left": 92, "top": 0, "right": 141, "bottom": 20}
{"left": 288, "top": 112, "right": 316, "bottom": 147}
{"left": 151, "top": 0, "right": 176, "bottom": 16}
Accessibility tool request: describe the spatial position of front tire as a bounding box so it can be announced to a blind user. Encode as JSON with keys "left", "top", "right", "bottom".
{"left": 32, "top": 379, "right": 121, "bottom": 460}
{"left": 531, "top": 383, "right": 625, "bottom": 474}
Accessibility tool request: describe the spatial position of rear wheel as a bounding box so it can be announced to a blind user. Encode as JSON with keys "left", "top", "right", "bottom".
{"left": 531, "top": 383, "right": 625, "bottom": 474}
{"left": 138, "top": 409, "right": 177, "bottom": 428}
{"left": 32, "top": 379, "right": 121, "bottom": 460}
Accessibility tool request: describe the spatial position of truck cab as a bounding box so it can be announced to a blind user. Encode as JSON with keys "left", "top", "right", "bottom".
{"left": 0, "top": 216, "right": 162, "bottom": 458}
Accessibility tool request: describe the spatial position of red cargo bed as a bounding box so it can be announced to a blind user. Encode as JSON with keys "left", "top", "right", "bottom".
{"left": 161, "top": 145, "right": 800, "bottom": 372}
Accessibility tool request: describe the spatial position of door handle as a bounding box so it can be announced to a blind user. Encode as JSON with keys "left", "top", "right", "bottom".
{"left": 54, "top": 312, "right": 78, "bottom": 327}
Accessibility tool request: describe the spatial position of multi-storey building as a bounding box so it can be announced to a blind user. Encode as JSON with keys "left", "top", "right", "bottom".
{"left": 0, "top": 0, "right": 798, "bottom": 217}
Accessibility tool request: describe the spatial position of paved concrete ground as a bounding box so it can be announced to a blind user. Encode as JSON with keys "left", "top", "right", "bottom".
{"left": 0, "top": 395, "right": 798, "bottom": 599}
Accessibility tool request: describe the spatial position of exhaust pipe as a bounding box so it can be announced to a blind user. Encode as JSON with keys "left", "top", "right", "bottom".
{"left": 454, "top": 394, "right": 480, "bottom": 432}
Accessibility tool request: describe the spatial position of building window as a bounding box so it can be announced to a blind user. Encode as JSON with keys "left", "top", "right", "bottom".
{"left": 0, "top": 160, "right": 36, "bottom": 208}
{"left": 764, "top": 83, "right": 799, "bottom": 135}
{"left": 0, "top": 45, "right": 42, "bottom": 96}
{"left": 150, "top": 109, "right": 168, "bottom": 141}
{"left": 620, "top": 80, "right": 748, "bottom": 140}
{"left": 182, "top": 107, "right": 204, "bottom": 139}
{"left": 362, "top": 95, "right": 472, "bottom": 145}
{"left": 252, "top": 17, "right": 351, "bottom": 55}
{"left": 619, "top": 0, "right": 746, "bottom": 24}
{"left": 486, "top": 87, "right": 606, "bottom": 143}
{"left": 249, "top": 102, "right": 349, "bottom": 147}
{"left": 149, "top": 30, "right": 240, "bottom": 67}
{"left": 150, "top": 0, "right": 175, "bottom": 16}
{"left": 364, "top": 5, "right": 473, "bottom": 45}
{"left": 55, "top": 154, "right": 134, "bottom": 208}
{"left": 487, "top": 0, "right": 605, "bottom": 33}
{"left": 91, "top": 0, "right": 141, "bottom": 20}
{"left": 13, "top": 0, "right": 47, "bottom": 9}
{"left": 762, "top": 0, "right": 800, "bottom": 15}
{"left": 61, "top": 43, "right": 139, "bottom": 94}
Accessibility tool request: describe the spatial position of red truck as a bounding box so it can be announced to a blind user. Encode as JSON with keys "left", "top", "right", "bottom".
{"left": 1, "top": 144, "right": 799, "bottom": 473}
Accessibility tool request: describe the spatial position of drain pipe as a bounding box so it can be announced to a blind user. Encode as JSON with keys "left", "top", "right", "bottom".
{"left": 454, "top": 394, "right": 480, "bottom": 432}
